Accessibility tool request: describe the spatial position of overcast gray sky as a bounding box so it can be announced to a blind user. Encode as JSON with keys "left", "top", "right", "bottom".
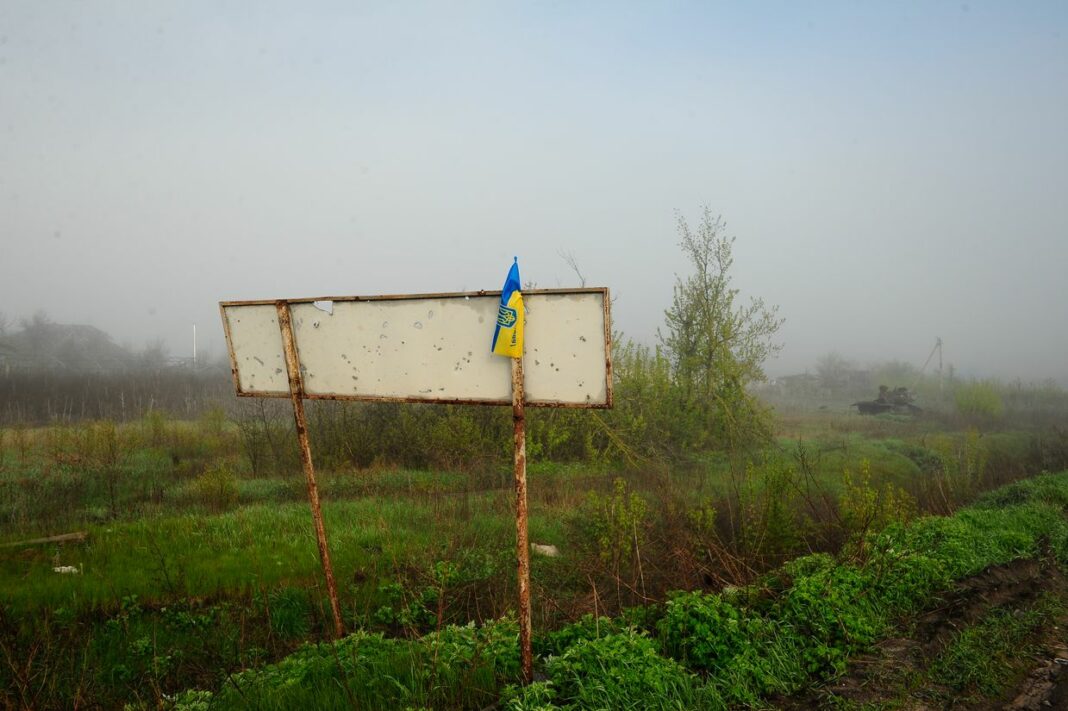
{"left": 1, "top": 1, "right": 1065, "bottom": 382}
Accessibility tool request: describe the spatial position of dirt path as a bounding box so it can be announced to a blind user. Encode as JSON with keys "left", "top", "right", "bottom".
{"left": 1000, "top": 612, "right": 1068, "bottom": 711}
{"left": 780, "top": 557, "right": 1068, "bottom": 710}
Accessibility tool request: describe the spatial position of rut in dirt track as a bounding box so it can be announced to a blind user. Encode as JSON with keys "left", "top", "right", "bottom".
{"left": 780, "top": 556, "right": 1068, "bottom": 710}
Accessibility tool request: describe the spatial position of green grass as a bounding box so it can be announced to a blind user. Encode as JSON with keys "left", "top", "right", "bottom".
{"left": 819, "top": 588, "right": 1068, "bottom": 709}
{"left": 514, "top": 630, "right": 717, "bottom": 710}
{"left": 179, "top": 620, "right": 523, "bottom": 710}
{"left": 1, "top": 418, "right": 1061, "bottom": 709}
{"left": 0, "top": 474, "right": 593, "bottom": 624}
{"left": 931, "top": 592, "right": 1065, "bottom": 698}
{"left": 1, "top": 494, "right": 500, "bottom": 613}
{"left": 167, "top": 470, "right": 1068, "bottom": 711}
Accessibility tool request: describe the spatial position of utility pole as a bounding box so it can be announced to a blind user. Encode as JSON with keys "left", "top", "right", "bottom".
{"left": 937, "top": 337, "right": 943, "bottom": 396}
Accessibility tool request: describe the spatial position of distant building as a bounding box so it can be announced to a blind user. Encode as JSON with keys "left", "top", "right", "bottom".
{"left": 0, "top": 322, "right": 135, "bottom": 372}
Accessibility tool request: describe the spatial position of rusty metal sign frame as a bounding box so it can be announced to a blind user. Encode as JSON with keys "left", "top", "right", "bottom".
{"left": 218, "top": 285, "right": 613, "bottom": 680}
{"left": 220, "top": 287, "right": 613, "bottom": 408}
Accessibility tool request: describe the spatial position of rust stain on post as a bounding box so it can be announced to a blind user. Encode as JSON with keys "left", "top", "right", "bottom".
{"left": 276, "top": 301, "right": 345, "bottom": 640}
{"left": 602, "top": 287, "right": 614, "bottom": 408}
{"left": 219, "top": 302, "right": 243, "bottom": 396}
{"left": 512, "top": 355, "right": 533, "bottom": 683}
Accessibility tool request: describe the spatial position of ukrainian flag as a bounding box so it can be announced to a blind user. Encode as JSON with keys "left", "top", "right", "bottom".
{"left": 491, "top": 258, "right": 524, "bottom": 358}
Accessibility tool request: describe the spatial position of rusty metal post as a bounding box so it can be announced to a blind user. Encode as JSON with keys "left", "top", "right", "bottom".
{"left": 276, "top": 301, "right": 345, "bottom": 640}
{"left": 512, "top": 355, "right": 533, "bottom": 683}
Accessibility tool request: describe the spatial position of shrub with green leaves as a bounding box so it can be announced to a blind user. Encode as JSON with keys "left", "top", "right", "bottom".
{"left": 838, "top": 460, "right": 915, "bottom": 541}
{"left": 774, "top": 558, "right": 883, "bottom": 675}
{"left": 658, "top": 590, "right": 753, "bottom": 671}
{"left": 203, "top": 619, "right": 521, "bottom": 710}
{"left": 955, "top": 380, "right": 1005, "bottom": 422}
{"left": 537, "top": 630, "right": 712, "bottom": 710}
{"left": 650, "top": 473, "right": 1068, "bottom": 705}
{"left": 535, "top": 613, "right": 623, "bottom": 658}
{"left": 189, "top": 463, "right": 239, "bottom": 512}
{"left": 424, "top": 618, "right": 521, "bottom": 683}
{"left": 582, "top": 478, "right": 647, "bottom": 566}
{"left": 656, "top": 589, "right": 806, "bottom": 703}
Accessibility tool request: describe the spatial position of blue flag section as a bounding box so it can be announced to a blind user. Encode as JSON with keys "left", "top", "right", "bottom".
{"left": 491, "top": 258, "right": 524, "bottom": 358}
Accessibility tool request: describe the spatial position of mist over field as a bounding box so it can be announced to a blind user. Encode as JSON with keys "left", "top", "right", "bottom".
{"left": 7, "top": 6, "right": 1068, "bottom": 709}
{"left": 1, "top": 2, "right": 1066, "bottom": 383}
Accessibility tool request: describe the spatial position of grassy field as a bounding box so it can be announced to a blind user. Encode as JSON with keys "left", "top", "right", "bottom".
{"left": 2, "top": 411, "right": 1067, "bottom": 708}
{"left": 166, "top": 470, "right": 1068, "bottom": 710}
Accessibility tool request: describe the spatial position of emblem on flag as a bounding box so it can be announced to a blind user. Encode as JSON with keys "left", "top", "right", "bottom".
{"left": 491, "top": 258, "right": 524, "bottom": 358}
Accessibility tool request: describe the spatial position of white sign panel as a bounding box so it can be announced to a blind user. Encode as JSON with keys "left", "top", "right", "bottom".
{"left": 220, "top": 289, "right": 612, "bottom": 408}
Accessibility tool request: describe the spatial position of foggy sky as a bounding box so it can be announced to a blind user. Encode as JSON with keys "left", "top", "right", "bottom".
{"left": 1, "top": 2, "right": 1066, "bottom": 383}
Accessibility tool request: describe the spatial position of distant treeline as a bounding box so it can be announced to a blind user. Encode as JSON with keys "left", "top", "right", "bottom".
{"left": 0, "top": 369, "right": 234, "bottom": 425}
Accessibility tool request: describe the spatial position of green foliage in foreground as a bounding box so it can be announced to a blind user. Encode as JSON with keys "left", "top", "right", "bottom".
{"left": 644, "top": 496, "right": 1068, "bottom": 707}
{"left": 174, "top": 471, "right": 1068, "bottom": 710}
{"left": 515, "top": 631, "right": 715, "bottom": 711}
{"left": 183, "top": 619, "right": 520, "bottom": 710}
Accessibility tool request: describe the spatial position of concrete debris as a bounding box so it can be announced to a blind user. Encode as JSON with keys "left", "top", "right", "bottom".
{"left": 531, "top": 543, "right": 560, "bottom": 557}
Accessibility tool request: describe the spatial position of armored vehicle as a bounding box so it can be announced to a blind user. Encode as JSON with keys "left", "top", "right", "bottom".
{"left": 853, "top": 385, "right": 922, "bottom": 415}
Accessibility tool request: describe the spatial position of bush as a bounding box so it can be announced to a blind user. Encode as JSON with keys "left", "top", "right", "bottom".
{"left": 774, "top": 559, "right": 883, "bottom": 675}
{"left": 503, "top": 681, "right": 558, "bottom": 711}
{"left": 424, "top": 618, "right": 521, "bottom": 684}
{"left": 540, "top": 630, "right": 712, "bottom": 710}
{"left": 838, "top": 460, "right": 915, "bottom": 543}
{"left": 658, "top": 591, "right": 753, "bottom": 671}
{"left": 189, "top": 463, "right": 239, "bottom": 512}
{"left": 582, "top": 478, "right": 647, "bottom": 567}
{"left": 535, "top": 613, "right": 623, "bottom": 658}
{"left": 955, "top": 381, "right": 1005, "bottom": 422}
{"left": 205, "top": 619, "right": 522, "bottom": 710}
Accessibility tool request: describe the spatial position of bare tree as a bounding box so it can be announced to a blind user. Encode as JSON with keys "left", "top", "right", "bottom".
{"left": 138, "top": 339, "right": 169, "bottom": 370}
{"left": 19, "top": 311, "right": 54, "bottom": 359}
{"left": 559, "top": 250, "right": 588, "bottom": 287}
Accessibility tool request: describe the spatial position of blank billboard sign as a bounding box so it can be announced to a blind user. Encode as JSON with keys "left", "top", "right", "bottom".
{"left": 220, "top": 288, "right": 612, "bottom": 408}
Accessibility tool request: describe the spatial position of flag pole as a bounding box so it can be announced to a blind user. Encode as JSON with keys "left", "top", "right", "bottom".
{"left": 512, "top": 353, "right": 533, "bottom": 683}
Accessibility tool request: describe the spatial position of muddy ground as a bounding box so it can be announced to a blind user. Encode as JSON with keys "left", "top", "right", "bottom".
{"left": 782, "top": 557, "right": 1068, "bottom": 710}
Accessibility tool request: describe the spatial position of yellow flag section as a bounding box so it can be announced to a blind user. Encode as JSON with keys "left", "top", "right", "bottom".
{"left": 491, "top": 258, "right": 524, "bottom": 358}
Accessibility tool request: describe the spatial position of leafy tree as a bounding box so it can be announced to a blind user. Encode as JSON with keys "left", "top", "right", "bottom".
{"left": 954, "top": 380, "right": 1005, "bottom": 423}
{"left": 659, "top": 208, "right": 783, "bottom": 449}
